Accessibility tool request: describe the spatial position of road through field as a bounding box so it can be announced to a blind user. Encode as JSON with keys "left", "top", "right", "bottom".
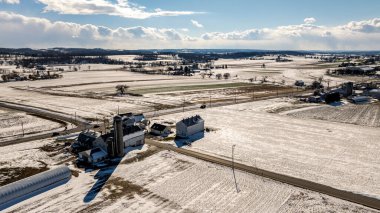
{"left": 145, "top": 139, "right": 380, "bottom": 211}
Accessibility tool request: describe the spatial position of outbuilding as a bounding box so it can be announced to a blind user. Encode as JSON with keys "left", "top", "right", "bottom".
{"left": 79, "top": 148, "right": 108, "bottom": 164}
{"left": 150, "top": 123, "right": 171, "bottom": 136}
{"left": 176, "top": 115, "right": 204, "bottom": 138}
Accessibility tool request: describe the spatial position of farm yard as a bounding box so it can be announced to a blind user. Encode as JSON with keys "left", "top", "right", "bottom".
{"left": 2, "top": 139, "right": 377, "bottom": 213}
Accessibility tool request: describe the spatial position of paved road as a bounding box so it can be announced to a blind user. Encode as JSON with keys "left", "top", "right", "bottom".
{"left": 0, "top": 101, "right": 92, "bottom": 147}
{"left": 146, "top": 139, "right": 380, "bottom": 211}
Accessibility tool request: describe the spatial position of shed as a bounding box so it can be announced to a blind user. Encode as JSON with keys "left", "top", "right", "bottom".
{"left": 151, "top": 123, "right": 170, "bottom": 136}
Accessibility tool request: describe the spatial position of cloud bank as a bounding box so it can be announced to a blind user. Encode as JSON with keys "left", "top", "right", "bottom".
{"left": 36, "top": 0, "right": 199, "bottom": 19}
{"left": 0, "top": 0, "right": 19, "bottom": 4}
{"left": 1, "top": 11, "right": 380, "bottom": 50}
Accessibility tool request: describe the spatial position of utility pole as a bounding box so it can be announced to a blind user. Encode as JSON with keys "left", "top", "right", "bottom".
{"left": 21, "top": 121, "right": 24, "bottom": 137}
{"left": 232, "top": 144, "right": 239, "bottom": 193}
{"left": 234, "top": 90, "right": 237, "bottom": 104}
{"left": 183, "top": 97, "right": 185, "bottom": 113}
{"left": 276, "top": 87, "right": 279, "bottom": 97}
{"left": 103, "top": 117, "right": 107, "bottom": 134}
{"left": 209, "top": 95, "right": 212, "bottom": 108}
{"left": 74, "top": 112, "right": 77, "bottom": 124}
{"left": 117, "top": 106, "right": 120, "bottom": 115}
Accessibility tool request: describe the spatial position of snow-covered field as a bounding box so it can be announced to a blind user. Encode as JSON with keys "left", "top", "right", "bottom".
{"left": 285, "top": 102, "right": 380, "bottom": 127}
{"left": 3, "top": 143, "right": 377, "bottom": 213}
{"left": 214, "top": 56, "right": 346, "bottom": 86}
{"left": 152, "top": 98, "right": 380, "bottom": 198}
{"left": 0, "top": 107, "right": 64, "bottom": 140}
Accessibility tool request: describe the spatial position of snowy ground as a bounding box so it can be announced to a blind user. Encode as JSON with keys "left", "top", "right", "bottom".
{"left": 152, "top": 98, "right": 380, "bottom": 199}
{"left": 214, "top": 56, "right": 347, "bottom": 86}
{"left": 0, "top": 107, "right": 64, "bottom": 140}
{"left": 3, "top": 142, "right": 377, "bottom": 213}
{"left": 285, "top": 101, "right": 380, "bottom": 127}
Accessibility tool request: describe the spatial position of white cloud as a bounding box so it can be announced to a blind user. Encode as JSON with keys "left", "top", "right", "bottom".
{"left": 304, "top": 17, "right": 316, "bottom": 24}
{"left": 200, "top": 18, "right": 380, "bottom": 50}
{"left": 340, "top": 18, "right": 380, "bottom": 33}
{"left": 0, "top": 11, "right": 195, "bottom": 48}
{"left": 36, "top": 0, "right": 200, "bottom": 19}
{"left": 1, "top": 11, "right": 380, "bottom": 50}
{"left": 0, "top": 0, "right": 19, "bottom": 4}
{"left": 191, "top": 19, "right": 203, "bottom": 28}
{"left": 180, "top": 28, "right": 189, "bottom": 32}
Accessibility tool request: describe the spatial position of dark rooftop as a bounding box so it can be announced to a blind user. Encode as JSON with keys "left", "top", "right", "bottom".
{"left": 180, "top": 115, "right": 203, "bottom": 127}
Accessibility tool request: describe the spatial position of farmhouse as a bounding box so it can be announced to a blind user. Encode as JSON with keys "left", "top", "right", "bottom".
{"left": 150, "top": 123, "right": 171, "bottom": 136}
{"left": 76, "top": 131, "right": 101, "bottom": 150}
{"left": 176, "top": 115, "right": 204, "bottom": 138}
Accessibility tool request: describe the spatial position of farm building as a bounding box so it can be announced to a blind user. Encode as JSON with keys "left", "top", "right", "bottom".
{"left": 150, "top": 123, "right": 171, "bottom": 136}
{"left": 76, "top": 131, "right": 101, "bottom": 150}
{"left": 0, "top": 166, "right": 71, "bottom": 210}
{"left": 345, "top": 66, "right": 376, "bottom": 75}
{"left": 78, "top": 148, "right": 108, "bottom": 165}
{"left": 176, "top": 115, "right": 204, "bottom": 138}
{"left": 369, "top": 89, "right": 380, "bottom": 99}
{"left": 121, "top": 125, "right": 145, "bottom": 147}
{"left": 76, "top": 115, "right": 145, "bottom": 164}
{"left": 349, "top": 96, "right": 371, "bottom": 104}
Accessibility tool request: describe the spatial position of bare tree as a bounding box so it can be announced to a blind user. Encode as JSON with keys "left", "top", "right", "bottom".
{"left": 116, "top": 85, "right": 129, "bottom": 95}
{"left": 261, "top": 76, "right": 268, "bottom": 83}
{"left": 223, "top": 73, "right": 231, "bottom": 80}
{"left": 200, "top": 72, "right": 206, "bottom": 79}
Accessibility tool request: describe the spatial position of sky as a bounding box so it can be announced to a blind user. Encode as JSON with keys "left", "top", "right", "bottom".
{"left": 0, "top": 0, "right": 380, "bottom": 50}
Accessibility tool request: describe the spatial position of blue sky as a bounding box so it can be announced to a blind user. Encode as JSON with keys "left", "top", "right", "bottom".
{"left": 0, "top": 0, "right": 380, "bottom": 49}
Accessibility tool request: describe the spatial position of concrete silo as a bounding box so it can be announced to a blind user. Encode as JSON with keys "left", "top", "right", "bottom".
{"left": 113, "top": 116, "right": 125, "bottom": 157}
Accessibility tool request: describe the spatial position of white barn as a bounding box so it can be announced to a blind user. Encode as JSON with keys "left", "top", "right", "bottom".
{"left": 176, "top": 115, "right": 204, "bottom": 138}
{"left": 122, "top": 125, "right": 145, "bottom": 147}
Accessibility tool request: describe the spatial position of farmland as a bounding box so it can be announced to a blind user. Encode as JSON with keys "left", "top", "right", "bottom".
{"left": 0, "top": 55, "right": 379, "bottom": 212}
{"left": 285, "top": 102, "right": 380, "bottom": 127}
{"left": 152, "top": 98, "right": 380, "bottom": 198}
{"left": 2, "top": 140, "right": 377, "bottom": 213}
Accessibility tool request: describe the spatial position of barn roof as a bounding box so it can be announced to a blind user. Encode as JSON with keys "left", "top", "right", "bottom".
{"left": 151, "top": 123, "right": 168, "bottom": 131}
{"left": 179, "top": 115, "right": 204, "bottom": 127}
